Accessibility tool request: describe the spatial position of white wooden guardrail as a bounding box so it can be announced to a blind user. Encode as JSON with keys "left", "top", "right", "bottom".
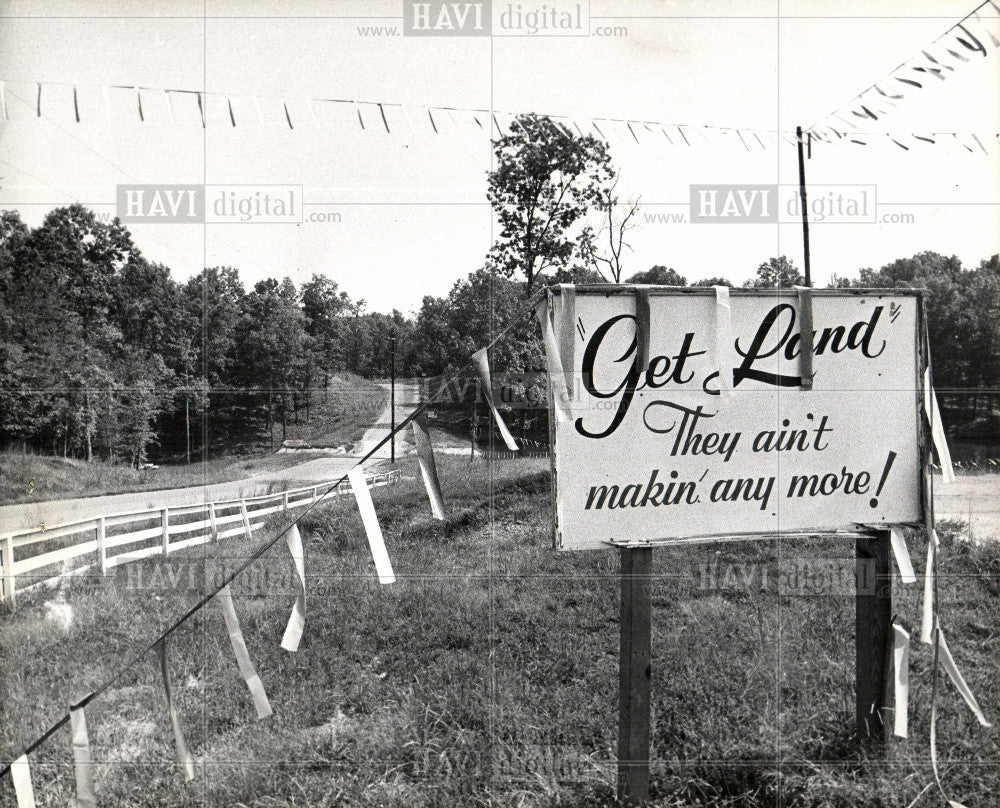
{"left": 0, "top": 469, "right": 399, "bottom": 604}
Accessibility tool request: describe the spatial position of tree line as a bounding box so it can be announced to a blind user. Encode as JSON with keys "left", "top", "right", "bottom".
{"left": 2, "top": 114, "right": 996, "bottom": 463}
{"left": 0, "top": 205, "right": 410, "bottom": 464}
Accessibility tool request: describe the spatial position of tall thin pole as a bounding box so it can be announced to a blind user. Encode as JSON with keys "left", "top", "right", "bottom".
{"left": 390, "top": 336, "right": 396, "bottom": 463}
{"left": 796, "top": 125, "right": 812, "bottom": 287}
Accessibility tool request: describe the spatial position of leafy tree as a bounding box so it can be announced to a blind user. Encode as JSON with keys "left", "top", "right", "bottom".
{"left": 487, "top": 113, "right": 614, "bottom": 292}
{"left": 691, "top": 277, "right": 734, "bottom": 288}
{"left": 626, "top": 266, "right": 687, "bottom": 285}
{"left": 745, "top": 256, "right": 804, "bottom": 288}
{"left": 235, "top": 278, "right": 307, "bottom": 446}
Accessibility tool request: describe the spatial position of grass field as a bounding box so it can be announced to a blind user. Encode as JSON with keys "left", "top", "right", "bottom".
{"left": 0, "top": 375, "right": 386, "bottom": 507}
{"left": 0, "top": 456, "right": 996, "bottom": 807}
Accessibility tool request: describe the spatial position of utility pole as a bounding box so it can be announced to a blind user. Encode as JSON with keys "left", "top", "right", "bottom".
{"left": 796, "top": 125, "right": 812, "bottom": 287}
{"left": 390, "top": 336, "right": 396, "bottom": 463}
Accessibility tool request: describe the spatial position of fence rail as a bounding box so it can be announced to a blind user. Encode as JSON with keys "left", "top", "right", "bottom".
{"left": 0, "top": 469, "right": 400, "bottom": 604}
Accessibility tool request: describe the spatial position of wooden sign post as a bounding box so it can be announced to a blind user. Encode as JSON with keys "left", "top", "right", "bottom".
{"left": 855, "top": 529, "right": 892, "bottom": 746}
{"left": 618, "top": 546, "right": 652, "bottom": 804}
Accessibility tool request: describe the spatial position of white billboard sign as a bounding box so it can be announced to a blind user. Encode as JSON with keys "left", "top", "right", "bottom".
{"left": 537, "top": 286, "right": 926, "bottom": 550}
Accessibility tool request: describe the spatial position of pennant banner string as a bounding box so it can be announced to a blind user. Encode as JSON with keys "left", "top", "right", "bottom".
{"left": 1, "top": 76, "right": 995, "bottom": 150}
{"left": 807, "top": 0, "right": 1000, "bottom": 137}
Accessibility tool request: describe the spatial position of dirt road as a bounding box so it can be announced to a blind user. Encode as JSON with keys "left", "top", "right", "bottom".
{"left": 0, "top": 382, "right": 422, "bottom": 537}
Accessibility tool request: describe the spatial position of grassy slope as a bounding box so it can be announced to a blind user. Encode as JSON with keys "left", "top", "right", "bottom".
{"left": 0, "top": 458, "right": 996, "bottom": 807}
{"left": 0, "top": 374, "right": 386, "bottom": 506}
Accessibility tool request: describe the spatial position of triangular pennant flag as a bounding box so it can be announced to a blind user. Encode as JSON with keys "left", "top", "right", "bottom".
{"left": 10, "top": 755, "right": 36, "bottom": 808}
{"left": 136, "top": 87, "right": 144, "bottom": 121}
{"left": 411, "top": 416, "right": 446, "bottom": 520}
{"left": 347, "top": 466, "right": 395, "bottom": 584}
{"left": 227, "top": 97, "right": 236, "bottom": 127}
{"left": 282, "top": 99, "right": 293, "bottom": 129}
{"left": 217, "top": 584, "right": 273, "bottom": 718}
{"left": 69, "top": 706, "right": 97, "bottom": 806}
{"left": 937, "top": 626, "right": 992, "bottom": 727}
{"left": 972, "top": 11, "right": 1000, "bottom": 48}
{"left": 72, "top": 86, "right": 80, "bottom": 122}
{"left": 35, "top": 83, "right": 41, "bottom": 117}
{"left": 196, "top": 92, "right": 205, "bottom": 128}
{"left": 280, "top": 524, "right": 306, "bottom": 652}
{"left": 157, "top": 639, "right": 196, "bottom": 781}
{"left": 471, "top": 348, "right": 519, "bottom": 451}
{"left": 891, "top": 620, "right": 910, "bottom": 738}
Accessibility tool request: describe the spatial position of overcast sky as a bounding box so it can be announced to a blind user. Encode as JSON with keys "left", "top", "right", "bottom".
{"left": 1, "top": 0, "right": 997, "bottom": 313}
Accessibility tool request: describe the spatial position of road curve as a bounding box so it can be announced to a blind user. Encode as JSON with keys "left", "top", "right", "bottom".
{"left": 0, "top": 381, "right": 422, "bottom": 537}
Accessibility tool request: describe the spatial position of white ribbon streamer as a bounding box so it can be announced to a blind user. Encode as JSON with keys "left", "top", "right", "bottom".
{"left": 471, "top": 348, "right": 519, "bottom": 451}
{"left": 889, "top": 527, "right": 917, "bottom": 584}
{"left": 280, "top": 524, "right": 306, "bottom": 652}
{"left": 217, "top": 584, "right": 273, "bottom": 718}
{"left": 920, "top": 529, "right": 939, "bottom": 644}
{"left": 10, "top": 755, "right": 36, "bottom": 808}
{"left": 158, "top": 640, "right": 195, "bottom": 781}
{"left": 70, "top": 706, "right": 97, "bottom": 806}
{"left": 534, "top": 299, "right": 573, "bottom": 424}
{"left": 558, "top": 285, "right": 576, "bottom": 399}
{"left": 937, "top": 627, "right": 992, "bottom": 727}
{"left": 411, "top": 416, "right": 446, "bottom": 520}
{"left": 713, "top": 286, "right": 735, "bottom": 395}
{"left": 892, "top": 621, "right": 910, "bottom": 738}
{"left": 347, "top": 466, "right": 395, "bottom": 584}
{"left": 924, "top": 369, "right": 955, "bottom": 483}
